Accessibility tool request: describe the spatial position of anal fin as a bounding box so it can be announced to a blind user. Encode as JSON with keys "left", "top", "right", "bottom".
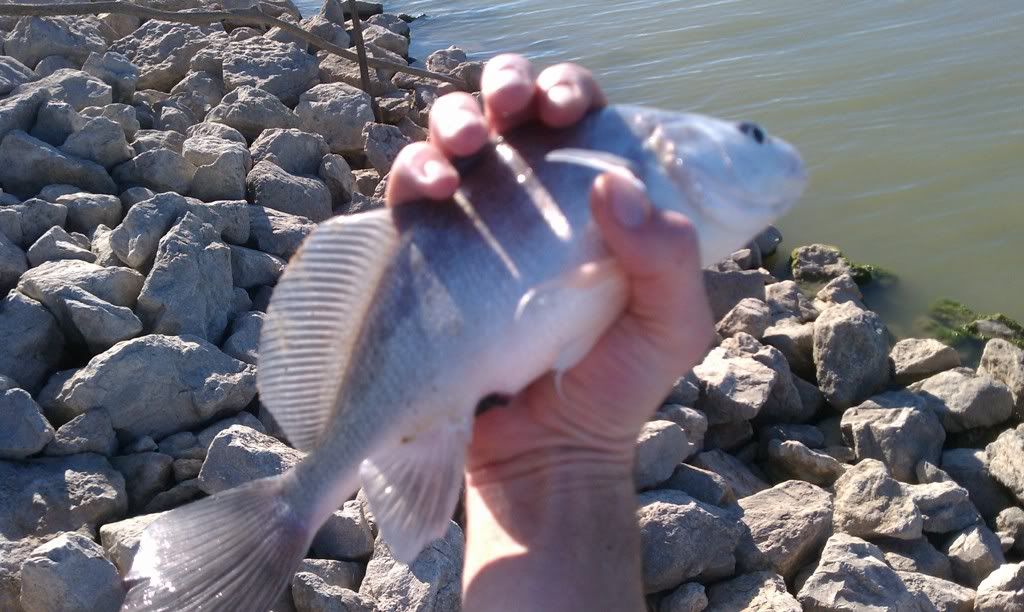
{"left": 359, "top": 416, "right": 471, "bottom": 563}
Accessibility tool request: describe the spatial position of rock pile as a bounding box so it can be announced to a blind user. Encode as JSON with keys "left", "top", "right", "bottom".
{"left": 1, "top": 2, "right": 1023, "bottom": 612}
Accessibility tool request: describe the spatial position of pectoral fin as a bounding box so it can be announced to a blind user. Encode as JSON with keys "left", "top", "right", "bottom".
{"left": 359, "top": 415, "right": 471, "bottom": 563}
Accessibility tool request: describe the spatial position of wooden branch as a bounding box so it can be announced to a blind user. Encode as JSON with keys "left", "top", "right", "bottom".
{"left": 346, "top": 0, "right": 378, "bottom": 121}
{"left": 0, "top": 1, "right": 465, "bottom": 88}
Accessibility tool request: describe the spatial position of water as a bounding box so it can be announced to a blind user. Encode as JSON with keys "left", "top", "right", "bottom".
{"left": 300, "top": 0, "right": 1024, "bottom": 333}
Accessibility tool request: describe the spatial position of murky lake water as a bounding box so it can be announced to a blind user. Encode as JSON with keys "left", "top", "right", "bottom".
{"left": 299, "top": 0, "right": 1024, "bottom": 334}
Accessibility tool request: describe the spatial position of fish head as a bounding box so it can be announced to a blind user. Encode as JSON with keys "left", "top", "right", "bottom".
{"left": 636, "top": 110, "right": 808, "bottom": 266}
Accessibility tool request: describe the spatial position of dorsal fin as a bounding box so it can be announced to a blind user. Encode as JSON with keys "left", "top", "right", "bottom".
{"left": 257, "top": 209, "right": 398, "bottom": 451}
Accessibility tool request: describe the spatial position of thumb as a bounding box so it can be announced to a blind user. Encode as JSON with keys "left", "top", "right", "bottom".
{"left": 590, "top": 172, "right": 715, "bottom": 367}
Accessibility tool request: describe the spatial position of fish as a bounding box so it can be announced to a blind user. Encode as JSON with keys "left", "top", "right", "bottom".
{"left": 121, "top": 104, "right": 806, "bottom": 611}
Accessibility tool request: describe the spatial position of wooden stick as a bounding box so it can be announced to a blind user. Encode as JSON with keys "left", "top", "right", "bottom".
{"left": 0, "top": 1, "right": 465, "bottom": 88}
{"left": 346, "top": 0, "right": 379, "bottom": 121}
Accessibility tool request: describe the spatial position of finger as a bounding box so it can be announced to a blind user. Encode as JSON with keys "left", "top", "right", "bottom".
{"left": 590, "top": 173, "right": 714, "bottom": 362}
{"left": 385, "top": 141, "right": 460, "bottom": 207}
{"left": 536, "top": 63, "right": 607, "bottom": 128}
{"left": 428, "top": 92, "right": 489, "bottom": 158}
{"left": 480, "top": 53, "right": 535, "bottom": 132}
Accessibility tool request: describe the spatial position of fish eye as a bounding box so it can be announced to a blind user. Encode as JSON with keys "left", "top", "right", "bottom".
{"left": 738, "top": 121, "right": 765, "bottom": 144}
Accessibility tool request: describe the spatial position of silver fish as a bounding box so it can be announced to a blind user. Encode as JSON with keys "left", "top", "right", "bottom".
{"left": 122, "top": 105, "right": 806, "bottom": 611}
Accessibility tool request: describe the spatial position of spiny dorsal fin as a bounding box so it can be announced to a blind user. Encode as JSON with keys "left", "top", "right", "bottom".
{"left": 257, "top": 209, "right": 398, "bottom": 451}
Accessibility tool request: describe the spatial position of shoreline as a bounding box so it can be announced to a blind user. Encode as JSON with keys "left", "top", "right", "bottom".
{"left": 1, "top": 1, "right": 1023, "bottom": 610}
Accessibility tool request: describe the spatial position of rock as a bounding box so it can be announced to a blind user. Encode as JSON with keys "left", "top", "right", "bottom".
{"left": 30, "top": 99, "right": 86, "bottom": 145}
{"left": 221, "top": 311, "right": 264, "bottom": 365}
{"left": 0, "top": 56, "right": 35, "bottom": 96}
{"left": 813, "top": 301, "right": 890, "bottom": 410}
{"left": 659, "top": 582, "right": 707, "bottom": 612}
{"left": 195, "top": 411, "right": 266, "bottom": 449}
{"left": 896, "top": 571, "right": 975, "bottom": 612}
{"left": 33, "top": 55, "right": 77, "bottom": 78}
{"left": 136, "top": 213, "right": 234, "bottom": 341}
{"left": 295, "top": 83, "right": 375, "bottom": 153}
{"left": 797, "top": 533, "right": 930, "bottom": 611}
{"left": 978, "top": 338, "right": 1024, "bottom": 419}
{"left": 187, "top": 120, "right": 245, "bottom": 144}
{"left": 986, "top": 425, "right": 1024, "bottom": 507}
{"left": 222, "top": 38, "right": 318, "bottom": 106}
{"left": 691, "top": 449, "right": 767, "bottom": 499}
{"left": 129, "top": 128, "right": 184, "bottom": 154}
{"left": 705, "top": 571, "right": 800, "bottom": 612}
{"left": 0, "top": 230, "right": 27, "bottom": 289}
{"left": 119, "top": 186, "right": 155, "bottom": 208}
{"left": 48, "top": 334, "right": 255, "bottom": 438}
{"left": 943, "top": 523, "right": 1005, "bottom": 587}
{"left": 247, "top": 160, "right": 332, "bottom": 222}
{"left": 98, "top": 512, "right": 164, "bottom": 574}
{"left": 143, "top": 477, "right": 202, "bottom": 513}
{"left": 80, "top": 103, "right": 139, "bottom": 139}
{"left": 311, "top": 499, "right": 375, "bottom": 561}
{"left": 942, "top": 448, "right": 1013, "bottom": 520}
{"left": 19, "top": 531, "right": 125, "bottom": 612}
{"left": 693, "top": 351, "right": 777, "bottom": 425}
{"left": 170, "top": 71, "right": 225, "bottom": 118}
{"left": 57, "top": 284, "right": 146, "bottom": 351}
{"left": 16, "top": 69, "right": 112, "bottom": 111}
{"left": 703, "top": 269, "right": 765, "bottom": 321}
{"left": 637, "top": 489, "right": 741, "bottom": 592}
{"left": 82, "top": 51, "right": 138, "bottom": 104}
{"left": 704, "top": 420, "right": 753, "bottom": 451}
{"left": 60, "top": 117, "right": 134, "bottom": 169}
{"left": 317, "top": 46, "right": 398, "bottom": 97}
{"left": 0, "top": 453, "right": 126, "bottom": 607}
{"left": 716, "top": 297, "right": 771, "bottom": 340}
{"left": 180, "top": 135, "right": 251, "bottom": 200}
{"left": 0, "top": 388, "right": 54, "bottom": 459}
{"left": 319, "top": 153, "right": 355, "bottom": 208}
{"left": 154, "top": 102, "right": 195, "bottom": 134}
{"left": 229, "top": 244, "right": 285, "bottom": 289}
{"left": 352, "top": 168, "right": 380, "bottom": 196}
{"left": 764, "top": 280, "right": 818, "bottom": 324}
{"left": 361, "top": 23, "right": 408, "bottom": 56}
{"left": 662, "top": 463, "right": 735, "bottom": 507}
{"left": 635, "top": 420, "right": 689, "bottom": 490}
{"left": 765, "top": 439, "right": 846, "bottom": 486}
{"left": 206, "top": 85, "right": 299, "bottom": 142}
{"left": 54, "top": 192, "right": 122, "bottom": 236}
{"left": 18, "top": 258, "right": 143, "bottom": 326}
{"left": 359, "top": 521, "right": 463, "bottom": 610}
{"left": 198, "top": 425, "right": 303, "bottom": 494}
{"left": 762, "top": 321, "right": 815, "bottom": 381}
{"left": 4, "top": 17, "right": 107, "bottom": 70}
{"left": 109, "top": 21, "right": 224, "bottom": 91}
{"left": 98, "top": 12, "right": 140, "bottom": 40}
{"left": 44, "top": 408, "right": 118, "bottom": 456}
{"left": 0, "top": 88, "right": 46, "bottom": 145}
{"left": 791, "top": 244, "right": 853, "bottom": 282}
{"left": 815, "top": 273, "right": 862, "bottom": 307}
{"left": 157, "top": 431, "right": 201, "bottom": 460}
{"left": 248, "top": 205, "right": 316, "bottom": 258}
{"left": 113, "top": 147, "right": 196, "bottom": 194}
{"left": 110, "top": 451, "right": 173, "bottom": 510}
{"left": 833, "top": 459, "right": 923, "bottom": 540}
{"left": 656, "top": 402, "right": 706, "bottom": 442}
{"left": 995, "top": 506, "right": 1024, "bottom": 555}
{"left": 891, "top": 338, "right": 961, "bottom": 385}
{"left": 292, "top": 560, "right": 371, "bottom": 612}
{"left": 759, "top": 423, "right": 825, "bottom": 450}
{"left": 737, "top": 480, "right": 833, "bottom": 580}
{"left": 909, "top": 367, "right": 1014, "bottom": 433}
{"left": 300, "top": 14, "right": 350, "bottom": 48}
{"left": 905, "top": 480, "right": 981, "bottom": 533}
{"left": 0, "top": 130, "right": 116, "bottom": 197}
{"left": 0, "top": 291, "right": 65, "bottom": 392}
{"left": 251, "top": 128, "right": 330, "bottom": 178}
{"left": 878, "top": 537, "right": 954, "bottom": 580}
{"left": 362, "top": 122, "right": 410, "bottom": 174}
{"left": 717, "top": 333, "right": 808, "bottom": 423}
{"left": 2, "top": 198, "right": 71, "bottom": 249}
{"left": 975, "top": 562, "right": 1024, "bottom": 611}
{"left": 840, "top": 391, "right": 944, "bottom": 482}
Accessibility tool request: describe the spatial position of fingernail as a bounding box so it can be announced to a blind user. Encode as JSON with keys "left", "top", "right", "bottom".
{"left": 608, "top": 180, "right": 650, "bottom": 228}
{"left": 439, "top": 108, "right": 483, "bottom": 140}
{"left": 546, "top": 83, "right": 576, "bottom": 109}
{"left": 420, "top": 159, "right": 453, "bottom": 183}
{"left": 488, "top": 67, "right": 524, "bottom": 94}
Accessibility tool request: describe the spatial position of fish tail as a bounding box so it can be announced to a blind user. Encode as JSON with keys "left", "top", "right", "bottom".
{"left": 121, "top": 473, "right": 314, "bottom": 612}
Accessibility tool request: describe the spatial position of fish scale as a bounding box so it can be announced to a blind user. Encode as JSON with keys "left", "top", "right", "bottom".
{"left": 122, "top": 104, "right": 806, "bottom": 611}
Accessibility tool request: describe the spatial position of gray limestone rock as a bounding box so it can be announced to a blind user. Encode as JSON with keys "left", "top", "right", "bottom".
{"left": 206, "top": 85, "right": 299, "bottom": 142}
{"left": 764, "top": 280, "right": 818, "bottom": 324}
{"left": 311, "top": 499, "right": 376, "bottom": 561}
{"left": 974, "top": 562, "right": 1024, "bottom": 611}
{"left": 98, "top": 512, "right": 164, "bottom": 574}
{"left": 221, "top": 310, "right": 265, "bottom": 365}
{"left": 4, "top": 17, "right": 107, "bottom": 70}
{"left": 19, "top": 531, "right": 125, "bottom": 612}
{"left": 662, "top": 463, "right": 736, "bottom": 507}
{"left": 840, "top": 391, "right": 945, "bottom": 482}
{"left": 0, "top": 230, "right": 28, "bottom": 290}
{"left": 943, "top": 523, "right": 1005, "bottom": 588}
{"left": 791, "top": 244, "right": 853, "bottom": 283}
{"left": 82, "top": 51, "right": 138, "bottom": 104}
{"left": 222, "top": 38, "right": 319, "bottom": 106}
{"left": 0, "top": 387, "right": 54, "bottom": 459}
{"left": 199, "top": 425, "right": 304, "bottom": 494}
{"left": 90, "top": 224, "right": 122, "bottom": 266}
{"left": 136, "top": 213, "right": 235, "bottom": 342}
{"left": 910, "top": 367, "right": 1014, "bottom": 432}
{"left": 813, "top": 301, "right": 890, "bottom": 409}
{"left": 978, "top": 338, "right": 1024, "bottom": 420}
{"left": 703, "top": 269, "right": 765, "bottom": 322}
{"left": 33, "top": 55, "right": 78, "bottom": 78}
{"left": 815, "top": 273, "right": 863, "bottom": 307}
{"left": 637, "top": 489, "right": 742, "bottom": 592}
{"left": 796, "top": 533, "right": 930, "bottom": 611}
{"left": 895, "top": 571, "right": 975, "bottom": 612}
{"left": 0, "top": 130, "right": 116, "bottom": 197}
{"left": 195, "top": 411, "right": 266, "bottom": 450}
{"left": 833, "top": 459, "right": 923, "bottom": 540}
{"left": 129, "top": 128, "right": 184, "bottom": 155}
{"left": 635, "top": 420, "right": 690, "bottom": 490}
{"left": 183, "top": 135, "right": 252, "bottom": 201}
{"left": 80, "top": 103, "right": 139, "bottom": 139}
{"left": 693, "top": 351, "right": 777, "bottom": 425}
{"left": 359, "top": 521, "right": 463, "bottom": 611}
{"left": 15, "top": 69, "right": 112, "bottom": 111}
{"left": 319, "top": 153, "right": 356, "bottom": 208}
{"left": 59, "top": 116, "right": 134, "bottom": 169}
{"left": 995, "top": 506, "right": 1024, "bottom": 555}
{"left": 30, "top": 99, "right": 85, "bottom": 146}
{"left": 362, "top": 122, "right": 410, "bottom": 174}
{"left": 112, "top": 147, "right": 196, "bottom": 194}
{"left": 905, "top": 480, "right": 981, "bottom": 534}
{"left": 691, "top": 449, "right": 767, "bottom": 499}
{"left": 317, "top": 46, "right": 398, "bottom": 97}
{"left": 228, "top": 244, "right": 286, "bottom": 289}
{"left": 0, "top": 291, "right": 65, "bottom": 392}
{"left": 659, "top": 583, "right": 707, "bottom": 612}
{"left": 765, "top": 439, "right": 846, "bottom": 486}
{"left": 110, "top": 451, "right": 174, "bottom": 510}
{"left": 18, "top": 257, "right": 143, "bottom": 319}
{"left": 716, "top": 297, "right": 771, "bottom": 340}
{"left": 705, "top": 571, "right": 800, "bottom": 612}
{"left": 295, "top": 83, "right": 375, "bottom": 153}
{"left": 108, "top": 21, "right": 224, "bottom": 91}
{"left": 0, "top": 89, "right": 46, "bottom": 146}
{"left": 737, "top": 480, "right": 833, "bottom": 580}
{"left": 187, "top": 120, "right": 246, "bottom": 145}
{"left": 55, "top": 192, "right": 122, "bottom": 235}
{"left": 47, "top": 334, "right": 255, "bottom": 438}
{"left": 717, "top": 333, "right": 808, "bottom": 423}
{"left": 170, "top": 71, "right": 225, "bottom": 119}
{"left": 878, "top": 537, "right": 954, "bottom": 580}
{"left": 247, "top": 160, "right": 332, "bottom": 223}
{"left": 250, "top": 128, "right": 330, "bottom": 176}
{"left": 985, "top": 425, "right": 1024, "bottom": 504}
{"left": 891, "top": 338, "right": 962, "bottom": 385}
{"left": 762, "top": 320, "right": 815, "bottom": 381}
{"left": 0, "top": 56, "right": 35, "bottom": 97}
{"left": 44, "top": 408, "right": 118, "bottom": 456}
{"left": 292, "top": 562, "right": 372, "bottom": 612}
{"left": 942, "top": 448, "right": 1014, "bottom": 520}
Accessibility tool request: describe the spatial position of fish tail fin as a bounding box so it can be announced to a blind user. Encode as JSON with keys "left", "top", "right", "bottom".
{"left": 121, "top": 473, "right": 314, "bottom": 612}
